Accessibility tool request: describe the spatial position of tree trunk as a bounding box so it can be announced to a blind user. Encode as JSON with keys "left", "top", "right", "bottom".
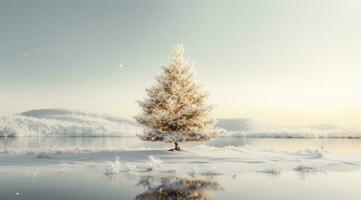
{"left": 169, "top": 142, "right": 181, "bottom": 151}
{"left": 175, "top": 142, "right": 180, "bottom": 151}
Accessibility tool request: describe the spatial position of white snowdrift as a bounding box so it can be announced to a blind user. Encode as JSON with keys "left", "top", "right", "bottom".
{"left": 0, "top": 109, "right": 143, "bottom": 137}
{"left": 216, "top": 119, "right": 361, "bottom": 138}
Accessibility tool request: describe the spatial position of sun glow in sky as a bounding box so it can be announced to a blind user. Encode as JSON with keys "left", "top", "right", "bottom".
{"left": 0, "top": 0, "right": 360, "bottom": 125}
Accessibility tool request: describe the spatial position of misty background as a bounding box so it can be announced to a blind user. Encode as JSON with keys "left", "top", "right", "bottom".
{"left": 1, "top": 0, "right": 360, "bottom": 125}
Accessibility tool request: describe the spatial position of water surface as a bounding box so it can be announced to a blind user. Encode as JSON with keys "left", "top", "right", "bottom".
{"left": 0, "top": 137, "right": 360, "bottom": 200}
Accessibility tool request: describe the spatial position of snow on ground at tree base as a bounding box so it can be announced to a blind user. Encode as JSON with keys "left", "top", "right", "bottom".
{"left": 1, "top": 109, "right": 361, "bottom": 138}
{"left": 0, "top": 109, "right": 143, "bottom": 137}
{"left": 0, "top": 144, "right": 360, "bottom": 178}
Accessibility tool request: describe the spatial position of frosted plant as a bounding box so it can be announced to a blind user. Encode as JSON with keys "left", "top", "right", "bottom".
{"left": 105, "top": 156, "right": 122, "bottom": 175}
{"left": 146, "top": 156, "right": 162, "bottom": 171}
{"left": 135, "top": 44, "right": 217, "bottom": 151}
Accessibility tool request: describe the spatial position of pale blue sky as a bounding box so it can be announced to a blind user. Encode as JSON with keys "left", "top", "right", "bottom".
{"left": 1, "top": 0, "right": 360, "bottom": 124}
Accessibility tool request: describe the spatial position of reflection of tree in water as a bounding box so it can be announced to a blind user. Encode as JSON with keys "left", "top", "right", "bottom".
{"left": 135, "top": 176, "right": 222, "bottom": 200}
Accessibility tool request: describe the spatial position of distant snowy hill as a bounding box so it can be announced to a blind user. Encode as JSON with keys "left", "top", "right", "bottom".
{"left": 0, "top": 109, "right": 143, "bottom": 137}
{"left": 0, "top": 109, "right": 360, "bottom": 138}
{"left": 215, "top": 118, "right": 361, "bottom": 138}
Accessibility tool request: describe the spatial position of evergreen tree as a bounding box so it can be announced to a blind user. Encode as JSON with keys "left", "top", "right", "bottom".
{"left": 135, "top": 44, "right": 217, "bottom": 151}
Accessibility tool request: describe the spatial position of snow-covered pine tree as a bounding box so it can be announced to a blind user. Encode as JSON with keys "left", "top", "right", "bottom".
{"left": 135, "top": 44, "right": 217, "bottom": 151}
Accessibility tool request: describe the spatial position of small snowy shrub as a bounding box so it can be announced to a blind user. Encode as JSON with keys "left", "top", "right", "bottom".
{"left": 146, "top": 156, "right": 162, "bottom": 171}
{"left": 105, "top": 156, "right": 122, "bottom": 175}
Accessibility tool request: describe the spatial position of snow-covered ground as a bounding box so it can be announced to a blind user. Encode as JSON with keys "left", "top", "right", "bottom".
{"left": 1, "top": 142, "right": 361, "bottom": 177}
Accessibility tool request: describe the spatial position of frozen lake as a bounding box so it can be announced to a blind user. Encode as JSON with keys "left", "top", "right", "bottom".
{"left": 1, "top": 137, "right": 361, "bottom": 200}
